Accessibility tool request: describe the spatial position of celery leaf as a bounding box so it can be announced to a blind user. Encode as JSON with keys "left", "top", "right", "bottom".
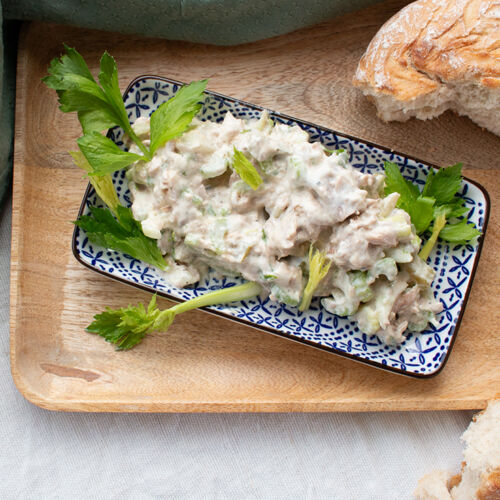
{"left": 231, "top": 147, "right": 263, "bottom": 190}
{"left": 77, "top": 132, "right": 146, "bottom": 175}
{"left": 74, "top": 205, "right": 167, "bottom": 270}
{"left": 149, "top": 79, "right": 207, "bottom": 155}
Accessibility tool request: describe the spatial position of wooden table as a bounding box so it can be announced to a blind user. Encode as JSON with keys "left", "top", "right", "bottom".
{"left": 10, "top": 1, "right": 500, "bottom": 411}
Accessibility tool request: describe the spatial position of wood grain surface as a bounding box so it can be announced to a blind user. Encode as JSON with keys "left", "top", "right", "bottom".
{"left": 10, "top": 2, "right": 500, "bottom": 412}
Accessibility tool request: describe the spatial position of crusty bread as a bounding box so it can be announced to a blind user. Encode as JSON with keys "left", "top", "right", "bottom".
{"left": 414, "top": 400, "right": 500, "bottom": 500}
{"left": 414, "top": 470, "right": 458, "bottom": 499}
{"left": 353, "top": 0, "right": 500, "bottom": 136}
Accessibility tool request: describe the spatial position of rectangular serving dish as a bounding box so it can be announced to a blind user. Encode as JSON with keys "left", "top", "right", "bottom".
{"left": 73, "top": 76, "right": 489, "bottom": 378}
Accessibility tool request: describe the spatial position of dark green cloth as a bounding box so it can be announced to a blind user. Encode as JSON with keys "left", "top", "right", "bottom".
{"left": 0, "top": 17, "right": 17, "bottom": 203}
{"left": 3, "top": 0, "right": 379, "bottom": 45}
{"left": 0, "top": 0, "right": 381, "bottom": 202}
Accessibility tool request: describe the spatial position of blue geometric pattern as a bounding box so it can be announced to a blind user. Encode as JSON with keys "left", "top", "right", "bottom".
{"left": 73, "top": 77, "right": 489, "bottom": 377}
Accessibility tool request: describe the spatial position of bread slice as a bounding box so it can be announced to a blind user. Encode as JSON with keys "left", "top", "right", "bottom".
{"left": 414, "top": 400, "right": 500, "bottom": 499}
{"left": 353, "top": 0, "right": 500, "bottom": 136}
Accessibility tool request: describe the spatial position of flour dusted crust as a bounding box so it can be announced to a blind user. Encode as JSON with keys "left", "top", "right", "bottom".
{"left": 414, "top": 400, "right": 500, "bottom": 500}
{"left": 353, "top": 0, "right": 500, "bottom": 135}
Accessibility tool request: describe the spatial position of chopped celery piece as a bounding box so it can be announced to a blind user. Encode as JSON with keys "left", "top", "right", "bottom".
{"left": 384, "top": 212, "right": 412, "bottom": 238}
{"left": 184, "top": 233, "right": 199, "bottom": 248}
{"left": 262, "top": 274, "right": 277, "bottom": 281}
{"left": 419, "top": 211, "right": 447, "bottom": 260}
{"left": 408, "top": 312, "right": 433, "bottom": 332}
{"left": 321, "top": 297, "right": 357, "bottom": 318}
{"left": 289, "top": 157, "right": 305, "bottom": 180}
{"left": 256, "top": 112, "right": 274, "bottom": 132}
{"left": 349, "top": 271, "right": 375, "bottom": 303}
{"left": 271, "top": 285, "right": 300, "bottom": 307}
{"left": 385, "top": 245, "right": 413, "bottom": 264}
{"left": 379, "top": 193, "right": 399, "bottom": 218}
{"left": 299, "top": 246, "right": 332, "bottom": 311}
{"left": 355, "top": 305, "right": 380, "bottom": 335}
{"left": 323, "top": 147, "right": 345, "bottom": 156}
{"left": 209, "top": 217, "right": 228, "bottom": 255}
{"left": 404, "top": 257, "right": 435, "bottom": 286}
{"left": 371, "top": 258, "right": 398, "bottom": 281}
{"left": 231, "top": 148, "right": 263, "bottom": 190}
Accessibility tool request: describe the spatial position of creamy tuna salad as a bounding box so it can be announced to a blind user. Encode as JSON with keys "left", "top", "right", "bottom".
{"left": 126, "top": 111, "right": 442, "bottom": 345}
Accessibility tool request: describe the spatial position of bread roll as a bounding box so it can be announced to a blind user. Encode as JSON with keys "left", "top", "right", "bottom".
{"left": 414, "top": 400, "right": 500, "bottom": 499}
{"left": 353, "top": 0, "right": 500, "bottom": 136}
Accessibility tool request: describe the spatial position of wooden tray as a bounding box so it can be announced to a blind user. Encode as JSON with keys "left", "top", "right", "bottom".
{"left": 10, "top": 7, "right": 500, "bottom": 412}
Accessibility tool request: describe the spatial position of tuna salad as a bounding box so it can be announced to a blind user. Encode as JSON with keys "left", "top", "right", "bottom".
{"left": 126, "top": 111, "right": 443, "bottom": 345}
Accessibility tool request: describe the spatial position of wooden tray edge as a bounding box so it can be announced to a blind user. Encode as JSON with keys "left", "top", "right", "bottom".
{"left": 9, "top": 22, "right": 32, "bottom": 411}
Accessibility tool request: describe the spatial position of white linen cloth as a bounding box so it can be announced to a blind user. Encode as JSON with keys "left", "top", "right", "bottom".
{"left": 0, "top": 193, "right": 474, "bottom": 500}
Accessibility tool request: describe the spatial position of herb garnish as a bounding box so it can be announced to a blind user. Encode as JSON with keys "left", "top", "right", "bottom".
{"left": 75, "top": 205, "right": 167, "bottom": 270}
{"left": 87, "top": 282, "right": 262, "bottom": 350}
{"left": 231, "top": 147, "right": 263, "bottom": 190}
{"left": 43, "top": 45, "right": 151, "bottom": 162}
{"left": 299, "top": 245, "right": 331, "bottom": 312}
{"left": 44, "top": 45, "right": 207, "bottom": 176}
{"left": 384, "top": 161, "right": 480, "bottom": 259}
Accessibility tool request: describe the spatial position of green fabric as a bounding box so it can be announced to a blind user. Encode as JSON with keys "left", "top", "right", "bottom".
{"left": 0, "top": 17, "right": 17, "bottom": 203}
{"left": 4, "top": 0, "right": 379, "bottom": 45}
{"left": 0, "top": 0, "right": 382, "bottom": 203}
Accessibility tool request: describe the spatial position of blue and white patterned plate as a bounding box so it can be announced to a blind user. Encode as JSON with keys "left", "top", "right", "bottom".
{"left": 73, "top": 76, "right": 490, "bottom": 378}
